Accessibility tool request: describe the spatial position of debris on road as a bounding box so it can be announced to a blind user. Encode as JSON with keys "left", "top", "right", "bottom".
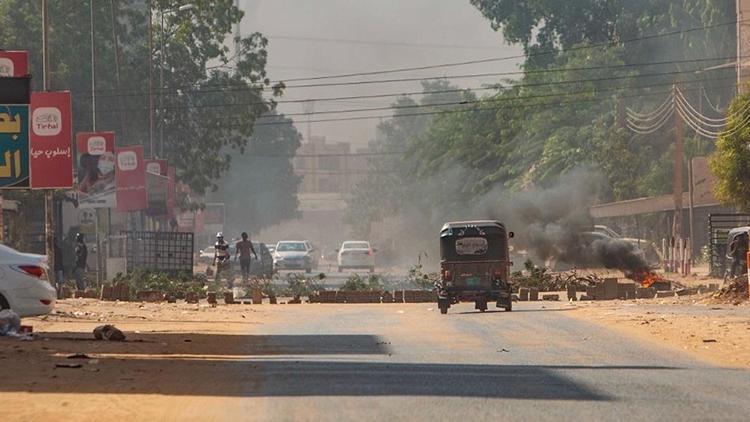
{"left": 67, "top": 353, "right": 92, "bottom": 359}
{"left": 712, "top": 275, "right": 748, "bottom": 303}
{"left": 93, "top": 325, "right": 126, "bottom": 341}
{"left": 0, "top": 309, "right": 21, "bottom": 336}
{"left": 55, "top": 363, "right": 82, "bottom": 369}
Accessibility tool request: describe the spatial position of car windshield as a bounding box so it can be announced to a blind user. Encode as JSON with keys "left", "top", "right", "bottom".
{"left": 277, "top": 242, "right": 306, "bottom": 252}
{"left": 343, "top": 242, "right": 369, "bottom": 249}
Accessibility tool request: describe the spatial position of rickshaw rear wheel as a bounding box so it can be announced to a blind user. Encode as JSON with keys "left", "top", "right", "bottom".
{"left": 438, "top": 298, "right": 450, "bottom": 315}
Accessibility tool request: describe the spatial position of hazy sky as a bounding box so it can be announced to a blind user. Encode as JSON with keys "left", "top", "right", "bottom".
{"left": 239, "top": 0, "right": 523, "bottom": 146}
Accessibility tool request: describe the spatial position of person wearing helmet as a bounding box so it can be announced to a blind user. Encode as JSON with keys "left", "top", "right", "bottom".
{"left": 213, "top": 232, "right": 232, "bottom": 287}
{"left": 235, "top": 232, "right": 258, "bottom": 283}
{"left": 73, "top": 233, "right": 88, "bottom": 292}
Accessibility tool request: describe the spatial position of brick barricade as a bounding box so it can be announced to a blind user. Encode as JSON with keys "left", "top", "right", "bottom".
{"left": 136, "top": 290, "right": 164, "bottom": 302}
{"left": 403, "top": 290, "right": 436, "bottom": 303}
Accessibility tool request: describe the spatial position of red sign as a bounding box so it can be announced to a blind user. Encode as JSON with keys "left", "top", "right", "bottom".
{"left": 0, "top": 51, "right": 28, "bottom": 77}
{"left": 145, "top": 159, "right": 167, "bottom": 176}
{"left": 115, "top": 145, "right": 147, "bottom": 212}
{"left": 30, "top": 92, "right": 73, "bottom": 189}
{"left": 76, "top": 132, "right": 116, "bottom": 208}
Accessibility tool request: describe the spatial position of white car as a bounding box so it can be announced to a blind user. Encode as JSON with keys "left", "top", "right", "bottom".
{"left": 337, "top": 241, "right": 375, "bottom": 273}
{"left": 0, "top": 244, "right": 56, "bottom": 317}
{"left": 274, "top": 241, "right": 318, "bottom": 273}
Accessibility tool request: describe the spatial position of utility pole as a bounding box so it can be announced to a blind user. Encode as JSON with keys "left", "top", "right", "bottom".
{"left": 42, "top": 0, "right": 56, "bottom": 287}
{"left": 90, "top": 0, "right": 97, "bottom": 130}
{"left": 148, "top": 0, "right": 154, "bottom": 158}
{"left": 672, "top": 84, "right": 684, "bottom": 240}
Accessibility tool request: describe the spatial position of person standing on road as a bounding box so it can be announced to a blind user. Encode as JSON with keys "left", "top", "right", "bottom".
{"left": 235, "top": 232, "right": 258, "bottom": 283}
{"left": 54, "top": 239, "right": 65, "bottom": 297}
{"left": 213, "top": 232, "right": 232, "bottom": 288}
{"left": 73, "top": 233, "right": 88, "bottom": 292}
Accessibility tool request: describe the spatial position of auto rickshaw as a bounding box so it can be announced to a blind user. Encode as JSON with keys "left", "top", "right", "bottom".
{"left": 436, "top": 220, "right": 514, "bottom": 315}
{"left": 724, "top": 226, "right": 750, "bottom": 281}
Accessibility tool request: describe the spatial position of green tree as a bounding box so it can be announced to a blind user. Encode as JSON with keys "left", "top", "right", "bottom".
{"left": 218, "top": 111, "right": 302, "bottom": 234}
{"left": 710, "top": 91, "right": 750, "bottom": 210}
{"left": 0, "top": 0, "right": 282, "bottom": 195}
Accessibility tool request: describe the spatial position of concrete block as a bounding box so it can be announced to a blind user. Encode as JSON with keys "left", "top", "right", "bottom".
{"left": 251, "top": 289, "right": 263, "bottom": 305}
{"left": 518, "top": 288, "right": 530, "bottom": 301}
{"left": 223, "top": 292, "right": 235, "bottom": 304}
{"left": 585, "top": 285, "right": 597, "bottom": 300}
{"left": 100, "top": 286, "right": 113, "bottom": 301}
{"left": 269, "top": 296, "right": 278, "bottom": 304}
{"left": 404, "top": 290, "right": 436, "bottom": 303}
{"left": 207, "top": 292, "right": 218, "bottom": 304}
{"left": 381, "top": 291, "right": 394, "bottom": 303}
{"left": 114, "top": 282, "right": 130, "bottom": 301}
{"left": 636, "top": 287, "right": 656, "bottom": 299}
{"left": 541, "top": 294, "right": 559, "bottom": 301}
{"left": 136, "top": 290, "right": 164, "bottom": 302}
{"left": 603, "top": 278, "right": 619, "bottom": 300}
{"left": 185, "top": 292, "right": 200, "bottom": 304}
{"left": 166, "top": 295, "right": 177, "bottom": 303}
{"left": 580, "top": 295, "right": 591, "bottom": 301}
{"left": 529, "top": 288, "right": 539, "bottom": 301}
{"left": 318, "top": 291, "right": 338, "bottom": 303}
{"left": 656, "top": 290, "right": 676, "bottom": 298}
{"left": 566, "top": 285, "right": 577, "bottom": 301}
{"left": 394, "top": 290, "right": 404, "bottom": 303}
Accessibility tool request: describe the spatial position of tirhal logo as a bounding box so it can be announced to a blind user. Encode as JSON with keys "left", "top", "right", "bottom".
{"left": 32, "top": 107, "right": 62, "bottom": 136}
{"left": 117, "top": 151, "right": 138, "bottom": 171}
{"left": 0, "top": 58, "right": 13, "bottom": 77}
{"left": 87, "top": 136, "right": 107, "bottom": 155}
{"left": 146, "top": 162, "right": 162, "bottom": 175}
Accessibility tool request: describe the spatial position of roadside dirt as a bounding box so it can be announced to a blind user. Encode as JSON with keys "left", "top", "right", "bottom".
{"left": 571, "top": 294, "right": 750, "bottom": 369}
{"left": 0, "top": 299, "right": 278, "bottom": 421}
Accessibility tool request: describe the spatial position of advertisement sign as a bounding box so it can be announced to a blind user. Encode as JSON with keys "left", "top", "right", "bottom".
{"left": 30, "top": 92, "right": 73, "bottom": 189}
{"left": 0, "top": 51, "right": 28, "bottom": 77}
{"left": 0, "top": 105, "right": 30, "bottom": 188}
{"left": 145, "top": 159, "right": 167, "bottom": 176}
{"left": 115, "top": 145, "right": 147, "bottom": 212}
{"left": 76, "top": 132, "right": 116, "bottom": 208}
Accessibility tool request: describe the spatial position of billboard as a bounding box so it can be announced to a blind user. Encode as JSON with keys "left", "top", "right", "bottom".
{"left": 145, "top": 159, "right": 167, "bottom": 176}
{"left": 0, "top": 105, "right": 30, "bottom": 188}
{"left": 115, "top": 145, "right": 147, "bottom": 212}
{"left": 30, "top": 92, "right": 73, "bottom": 189}
{"left": 76, "top": 132, "right": 116, "bottom": 208}
{"left": 0, "top": 51, "right": 28, "bottom": 77}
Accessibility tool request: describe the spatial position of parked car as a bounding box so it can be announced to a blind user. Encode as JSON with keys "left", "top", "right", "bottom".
{"left": 337, "top": 241, "right": 375, "bottom": 273}
{"left": 0, "top": 244, "right": 56, "bottom": 317}
{"left": 273, "top": 241, "right": 318, "bottom": 273}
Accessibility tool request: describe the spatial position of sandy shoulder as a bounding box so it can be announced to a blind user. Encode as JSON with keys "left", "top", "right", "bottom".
{"left": 569, "top": 296, "right": 750, "bottom": 369}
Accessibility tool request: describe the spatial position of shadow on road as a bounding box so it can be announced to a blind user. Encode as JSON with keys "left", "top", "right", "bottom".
{"left": 454, "top": 307, "right": 576, "bottom": 315}
{"left": 37, "top": 332, "right": 389, "bottom": 356}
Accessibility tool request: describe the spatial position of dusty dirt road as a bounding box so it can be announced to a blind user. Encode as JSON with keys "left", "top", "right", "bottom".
{"left": 2, "top": 298, "right": 750, "bottom": 421}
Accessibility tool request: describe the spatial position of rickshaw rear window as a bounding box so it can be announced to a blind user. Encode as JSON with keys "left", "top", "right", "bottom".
{"left": 455, "top": 237, "right": 488, "bottom": 256}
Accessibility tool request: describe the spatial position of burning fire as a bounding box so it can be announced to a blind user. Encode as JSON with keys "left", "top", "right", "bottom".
{"left": 628, "top": 270, "right": 663, "bottom": 288}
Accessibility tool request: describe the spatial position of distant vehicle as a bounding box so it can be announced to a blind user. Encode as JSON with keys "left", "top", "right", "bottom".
{"left": 0, "top": 244, "right": 56, "bottom": 317}
{"left": 274, "top": 241, "right": 317, "bottom": 273}
{"left": 337, "top": 241, "right": 375, "bottom": 273}
{"left": 593, "top": 225, "right": 660, "bottom": 265}
{"left": 436, "top": 221, "right": 514, "bottom": 315}
{"left": 199, "top": 244, "right": 236, "bottom": 263}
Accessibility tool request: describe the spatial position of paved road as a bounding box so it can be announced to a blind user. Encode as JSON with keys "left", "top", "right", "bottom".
{"left": 185, "top": 301, "right": 750, "bottom": 421}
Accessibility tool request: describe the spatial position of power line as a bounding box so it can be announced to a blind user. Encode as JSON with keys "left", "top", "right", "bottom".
{"left": 83, "top": 54, "right": 740, "bottom": 100}
{"left": 267, "top": 35, "right": 503, "bottom": 51}
{"left": 274, "top": 18, "right": 743, "bottom": 83}
{"left": 93, "top": 68, "right": 736, "bottom": 117}
{"left": 237, "top": 79, "right": 739, "bottom": 128}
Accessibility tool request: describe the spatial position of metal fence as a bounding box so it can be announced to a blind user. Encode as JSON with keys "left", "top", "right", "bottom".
{"left": 708, "top": 213, "right": 750, "bottom": 276}
{"left": 125, "top": 231, "right": 194, "bottom": 274}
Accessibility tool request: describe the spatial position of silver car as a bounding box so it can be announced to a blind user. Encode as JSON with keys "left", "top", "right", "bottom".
{"left": 273, "top": 241, "right": 317, "bottom": 273}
